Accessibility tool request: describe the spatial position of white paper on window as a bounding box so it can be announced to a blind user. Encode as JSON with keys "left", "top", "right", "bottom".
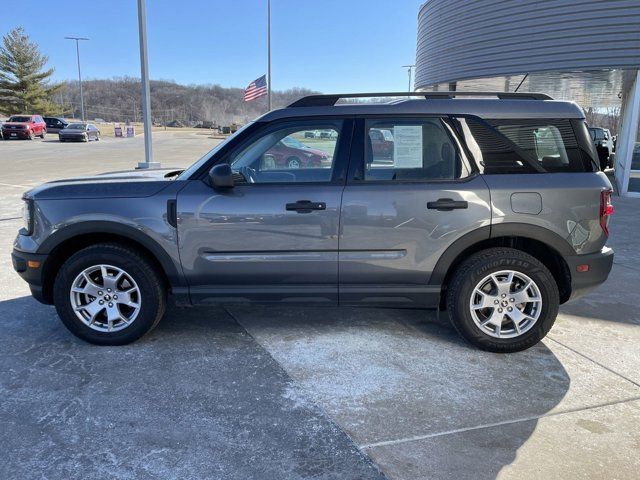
{"left": 393, "top": 126, "right": 423, "bottom": 168}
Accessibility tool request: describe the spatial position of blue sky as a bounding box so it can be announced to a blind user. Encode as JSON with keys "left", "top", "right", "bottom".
{"left": 1, "top": 0, "right": 424, "bottom": 92}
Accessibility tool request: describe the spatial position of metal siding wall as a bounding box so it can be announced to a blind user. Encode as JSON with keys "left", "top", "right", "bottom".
{"left": 415, "top": 0, "right": 640, "bottom": 88}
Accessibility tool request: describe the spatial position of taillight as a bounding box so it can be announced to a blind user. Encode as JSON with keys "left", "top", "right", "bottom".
{"left": 600, "top": 189, "right": 614, "bottom": 236}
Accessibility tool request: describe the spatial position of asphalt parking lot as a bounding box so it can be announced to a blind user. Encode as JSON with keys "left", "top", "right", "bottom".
{"left": 1, "top": 133, "right": 639, "bottom": 479}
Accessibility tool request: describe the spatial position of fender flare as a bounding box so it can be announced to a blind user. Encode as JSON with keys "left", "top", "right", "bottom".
{"left": 37, "top": 220, "right": 184, "bottom": 287}
{"left": 428, "top": 223, "right": 573, "bottom": 286}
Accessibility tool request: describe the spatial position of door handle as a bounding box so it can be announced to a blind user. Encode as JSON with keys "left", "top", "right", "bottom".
{"left": 427, "top": 198, "right": 468, "bottom": 211}
{"left": 286, "top": 200, "right": 326, "bottom": 213}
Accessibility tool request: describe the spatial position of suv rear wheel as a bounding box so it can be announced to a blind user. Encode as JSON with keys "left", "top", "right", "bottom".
{"left": 446, "top": 248, "right": 559, "bottom": 353}
{"left": 53, "top": 243, "right": 166, "bottom": 345}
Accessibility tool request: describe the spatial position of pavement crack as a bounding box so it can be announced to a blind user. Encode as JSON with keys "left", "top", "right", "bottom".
{"left": 360, "top": 395, "right": 640, "bottom": 450}
{"left": 547, "top": 336, "right": 640, "bottom": 389}
{"left": 0, "top": 216, "right": 21, "bottom": 222}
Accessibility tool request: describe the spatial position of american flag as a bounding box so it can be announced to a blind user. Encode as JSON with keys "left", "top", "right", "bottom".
{"left": 244, "top": 74, "right": 268, "bottom": 102}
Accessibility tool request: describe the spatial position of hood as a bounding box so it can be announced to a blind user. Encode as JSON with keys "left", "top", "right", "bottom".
{"left": 303, "top": 147, "right": 329, "bottom": 157}
{"left": 25, "top": 168, "right": 183, "bottom": 200}
{"left": 2, "top": 122, "right": 29, "bottom": 127}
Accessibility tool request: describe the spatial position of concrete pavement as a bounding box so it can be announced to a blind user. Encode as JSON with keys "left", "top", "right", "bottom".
{"left": 0, "top": 134, "right": 638, "bottom": 479}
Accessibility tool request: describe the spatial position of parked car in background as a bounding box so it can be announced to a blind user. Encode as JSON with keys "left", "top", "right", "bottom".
{"left": 369, "top": 128, "right": 394, "bottom": 158}
{"left": 588, "top": 127, "right": 613, "bottom": 170}
{"left": 263, "top": 135, "right": 332, "bottom": 168}
{"left": 43, "top": 117, "right": 69, "bottom": 134}
{"left": 1, "top": 114, "right": 46, "bottom": 140}
{"left": 632, "top": 143, "right": 640, "bottom": 170}
{"left": 58, "top": 123, "right": 100, "bottom": 142}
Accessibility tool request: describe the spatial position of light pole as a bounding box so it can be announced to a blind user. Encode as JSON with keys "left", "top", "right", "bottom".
{"left": 402, "top": 65, "right": 415, "bottom": 92}
{"left": 65, "top": 36, "right": 89, "bottom": 121}
{"left": 137, "top": 0, "right": 158, "bottom": 168}
{"left": 267, "top": 0, "right": 272, "bottom": 111}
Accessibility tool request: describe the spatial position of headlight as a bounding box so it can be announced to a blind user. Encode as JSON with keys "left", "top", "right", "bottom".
{"left": 21, "top": 198, "right": 34, "bottom": 235}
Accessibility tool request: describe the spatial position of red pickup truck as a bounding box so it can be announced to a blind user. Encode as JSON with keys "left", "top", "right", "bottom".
{"left": 1, "top": 114, "right": 47, "bottom": 140}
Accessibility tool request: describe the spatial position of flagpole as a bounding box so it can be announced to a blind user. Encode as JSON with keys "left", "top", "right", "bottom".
{"left": 267, "top": 0, "right": 272, "bottom": 111}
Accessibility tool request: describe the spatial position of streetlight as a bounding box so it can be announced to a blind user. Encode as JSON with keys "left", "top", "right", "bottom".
{"left": 402, "top": 64, "right": 415, "bottom": 92}
{"left": 136, "top": 0, "right": 158, "bottom": 168}
{"left": 64, "top": 36, "right": 89, "bottom": 121}
{"left": 267, "top": 0, "right": 272, "bottom": 111}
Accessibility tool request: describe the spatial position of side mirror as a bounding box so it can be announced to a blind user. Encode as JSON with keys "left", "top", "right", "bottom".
{"left": 208, "top": 163, "right": 234, "bottom": 188}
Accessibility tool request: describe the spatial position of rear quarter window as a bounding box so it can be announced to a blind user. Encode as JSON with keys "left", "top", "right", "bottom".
{"left": 453, "top": 117, "right": 595, "bottom": 173}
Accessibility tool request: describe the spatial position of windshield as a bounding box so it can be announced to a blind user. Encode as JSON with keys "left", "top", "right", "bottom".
{"left": 67, "top": 123, "right": 86, "bottom": 129}
{"left": 177, "top": 122, "right": 254, "bottom": 180}
{"left": 9, "top": 116, "right": 31, "bottom": 123}
{"left": 280, "top": 136, "right": 307, "bottom": 149}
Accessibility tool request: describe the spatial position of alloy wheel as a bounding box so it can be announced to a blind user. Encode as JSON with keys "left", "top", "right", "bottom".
{"left": 469, "top": 270, "right": 542, "bottom": 339}
{"left": 69, "top": 264, "right": 141, "bottom": 332}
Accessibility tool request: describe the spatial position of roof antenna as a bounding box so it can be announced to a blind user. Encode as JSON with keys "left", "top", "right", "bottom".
{"left": 514, "top": 73, "right": 529, "bottom": 92}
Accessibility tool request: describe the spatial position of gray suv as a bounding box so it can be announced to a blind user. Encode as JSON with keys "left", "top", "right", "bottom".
{"left": 12, "top": 92, "right": 614, "bottom": 352}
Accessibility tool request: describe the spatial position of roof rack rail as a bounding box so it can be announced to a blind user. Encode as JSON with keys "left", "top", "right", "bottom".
{"left": 288, "top": 91, "right": 553, "bottom": 107}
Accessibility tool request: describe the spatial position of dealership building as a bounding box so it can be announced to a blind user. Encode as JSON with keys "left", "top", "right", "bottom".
{"left": 415, "top": 0, "right": 640, "bottom": 196}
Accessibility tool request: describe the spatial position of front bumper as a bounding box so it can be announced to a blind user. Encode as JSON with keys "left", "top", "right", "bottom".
{"left": 2, "top": 129, "right": 29, "bottom": 139}
{"left": 12, "top": 249, "right": 51, "bottom": 304}
{"left": 565, "top": 247, "right": 614, "bottom": 301}
{"left": 59, "top": 134, "right": 86, "bottom": 141}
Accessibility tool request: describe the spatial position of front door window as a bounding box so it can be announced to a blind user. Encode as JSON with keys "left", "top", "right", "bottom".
{"left": 229, "top": 122, "right": 343, "bottom": 184}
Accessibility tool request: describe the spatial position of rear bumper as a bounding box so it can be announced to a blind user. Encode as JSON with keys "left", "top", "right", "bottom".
{"left": 565, "top": 247, "right": 614, "bottom": 302}
{"left": 11, "top": 249, "right": 51, "bottom": 304}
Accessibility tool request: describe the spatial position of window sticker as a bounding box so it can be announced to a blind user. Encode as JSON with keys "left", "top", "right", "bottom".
{"left": 393, "top": 125, "right": 423, "bottom": 168}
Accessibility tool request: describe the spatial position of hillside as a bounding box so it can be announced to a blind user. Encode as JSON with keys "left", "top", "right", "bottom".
{"left": 54, "top": 77, "right": 319, "bottom": 126}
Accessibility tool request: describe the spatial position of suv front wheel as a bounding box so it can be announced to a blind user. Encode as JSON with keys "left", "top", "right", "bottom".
{"left": 446, "top": 248, "right": 559, "bottom": 353}
{"left": 53, "top": 243, "right": 166, "bottom": 345}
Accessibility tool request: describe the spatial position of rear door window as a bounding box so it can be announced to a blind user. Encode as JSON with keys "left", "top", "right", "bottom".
{"left": 356, "top": 117, "right": 470, "bottom": 182}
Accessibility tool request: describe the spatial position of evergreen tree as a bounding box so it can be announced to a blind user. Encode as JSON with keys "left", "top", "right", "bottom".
{"left": 0, "top": 27, "right": 60, "bottom": 115}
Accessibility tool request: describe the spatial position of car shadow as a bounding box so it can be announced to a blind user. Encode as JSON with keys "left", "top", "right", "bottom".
{"left": 224, "top": 304, "right": 571, "bottom": 480}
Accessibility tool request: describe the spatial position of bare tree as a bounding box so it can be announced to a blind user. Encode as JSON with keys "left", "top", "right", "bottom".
{"left": 57, "top": 77, "right": 318, "bottom": 125}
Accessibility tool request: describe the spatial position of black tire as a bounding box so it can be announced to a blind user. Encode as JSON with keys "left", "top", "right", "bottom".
{"left": 53, "top": 243, "right": 166, "bottom": 345}
{"left": 40, "top": 131, "right": 46, "bottom": 139}
{"left": 446, "top": 247, "right": 559, "bottom": 353}
{"left": 28, "top": 131, "right": 35, "bottom": 140}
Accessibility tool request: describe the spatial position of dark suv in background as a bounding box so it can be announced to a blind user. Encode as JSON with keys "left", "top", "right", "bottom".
{"left": 12, "top": 92, "right": 614, "bottom": 352}
{"left": 43, "top": 116, "right": 69, "bottom": 134}
{"left": 588, "top": 126, "right": 614, "bottom": 170}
